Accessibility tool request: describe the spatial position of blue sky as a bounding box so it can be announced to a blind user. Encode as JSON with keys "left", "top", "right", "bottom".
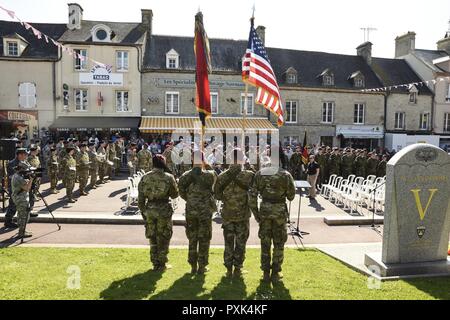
{"left": 1, "top": 0, "right": 449, "bottom": 58}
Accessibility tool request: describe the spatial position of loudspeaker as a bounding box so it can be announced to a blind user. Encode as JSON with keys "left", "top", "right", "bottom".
{"left": 0, "top": 139, "right": 16, "bottom": 161}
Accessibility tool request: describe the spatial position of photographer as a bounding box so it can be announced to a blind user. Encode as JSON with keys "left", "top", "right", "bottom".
{"left": 4, "top": 148, "right": 29, "bottom": 229}
{"left": 11, "top": 162, "right": 35, "bottom": 239}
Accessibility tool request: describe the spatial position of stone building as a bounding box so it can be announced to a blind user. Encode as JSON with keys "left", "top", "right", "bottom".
{"left": 140, "top": 11, "right": 386, "bottom": 150}
{"left": 0, "top": 20, "right": 66, "bottom": 139}
{"left": 394, "top": 25, "right": 450, "bottom": 150}
{"left": 49, "top": 3, "right": 148, "bottom": 139}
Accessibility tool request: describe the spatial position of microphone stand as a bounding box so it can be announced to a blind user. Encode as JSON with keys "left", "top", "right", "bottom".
{"left": 359, "top": 179, "right": 386, "bottom": 234}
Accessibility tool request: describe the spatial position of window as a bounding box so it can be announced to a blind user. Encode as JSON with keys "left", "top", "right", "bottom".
{"left": 444, "top": 113, "right": 450, "bottom": 132}
{"left": 240, "top": 93, "right": 254, "bottom": 115}
{"left": 285, "top": 101, "right": 298, "bottom": 123}
{"left": 354, "top": 103, "right": 365, "bottom": 124}
{"left": 166, "top": 49, "right": 179, "bottom": 69}
{"left": 165, "top": 92, "right": 179, "bottom": 114}
{"left": 74, "top": 49, "right": 87, "bottom": 71}
{"left": 283, "top": 136, "right": 299, "bottom": 146}
{"left": 18, "top": 83, "right": 36, "bottom": 108}
{"left": 116, "top": 91, "right": 129, "bottom": 112}
{"left": 74, "top": 89, "right": 88, "bottom": 111}
{"left": 394, "top": 112, "right": 405, "bottom": 130}
{"left": 419, "top": 113, "right": 430, "bottom": 130}
{"left": 287, "top": 73, "right": 297, "bottom": 84}
{"left": 322, "top": 102, "right": 334, "bottom": 123}
{"left": 7, "top": 41, "right": 18, "bottom": 56}
{"left": 323, "top": 75, "right": 334, "bottom": 86}
{"left": 354, "top": 78, "right": 364, "bottom": 88}
{"left": 91, "top": 24, "right": 112, "bottom": 42}
{"left": 210, "top": 92, "right": 219, "bottom": 114}
{"left": 96, "top": 29, "right": 108, "bottom": 41}
{"left": 409, "top": 92, "right": 417, "bottom": 103}
{"left": 116, "top": 51, "right": 129, "bottom": 71}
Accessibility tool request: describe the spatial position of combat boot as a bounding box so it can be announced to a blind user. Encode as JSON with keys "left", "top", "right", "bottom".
{"left": 233, "top": 267, "right": 243, "bottom": 278}
{"left": 271, "top": 271, "right": 284, "bottom": 282}
{"left": 30, "top": 213, "right": 39, "bottom": 218}
{"left": 18, "top": 231, "right": 33, "bottom": 239}
{"left": 4, "top": 221, "right": 18, "bottom": 229}
{"left": 80, "top": 191, "right": 89, "bottom": 196}
{"left": 191, "top": 264, "right": 198, "bottom": 275}
{"left": 226, "top": 266, "right": 233, "bottom": 278}
{"left": 68, "top": 198, "right": 76, "bottom": 204}
{"left": 197, "top": 266, "right": 209, "bottom": 275}
{"left": 263, "top": 271, "right": 271, "bottom": 282}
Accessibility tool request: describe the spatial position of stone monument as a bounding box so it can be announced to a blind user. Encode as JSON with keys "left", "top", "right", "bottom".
{"left": 365, "top": 143, "right": 450, "bottom": 278}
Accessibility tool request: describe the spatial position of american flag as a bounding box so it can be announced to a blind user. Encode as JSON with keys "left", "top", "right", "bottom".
{"left": 242, "top": 19, "right": 284, "bottom": 126}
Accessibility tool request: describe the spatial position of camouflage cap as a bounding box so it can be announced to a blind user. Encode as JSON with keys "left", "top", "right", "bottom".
{"left": 29, "top": 145, "right": 38, "bottom": 151}
{"left": 16, "top": 148, "right": 28, "bottom": 155}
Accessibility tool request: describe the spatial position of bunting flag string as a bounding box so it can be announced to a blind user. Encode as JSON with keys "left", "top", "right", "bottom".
{"left": 362, "top": 77, "right": 450, "bottom": 93}
{"left": 0, "top": 4, "right": 108, "bottom": 67}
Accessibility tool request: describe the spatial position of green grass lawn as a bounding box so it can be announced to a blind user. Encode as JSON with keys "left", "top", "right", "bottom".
{"left": 0, "top": 247, "right": 448, "bottom": 300}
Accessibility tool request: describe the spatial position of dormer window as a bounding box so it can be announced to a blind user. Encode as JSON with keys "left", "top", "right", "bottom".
{"left": 7, "top": 41, "right": 18, "bottom": 56}
{"left": 348, "top": 71, "right": 365, "bottom": 88}
{"left": 91, "top": 24, "right": 112, "bottom": 42}
{"left": 166, "top": 49, "right": 179, "bottom": 69}
{"left": 284, "top": 67, "right": 298, "bottom": 85}
{"left": 318, "top": 69, "right": 334, "bottom": 86}
{"left": 354, "top": 78, "right": 364, "bottom": 88}
{"left": 409, "top": 85, "right": 418, "bottom": 104}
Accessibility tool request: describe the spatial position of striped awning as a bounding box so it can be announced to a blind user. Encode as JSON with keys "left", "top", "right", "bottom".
{"left": 139, "top": 117, "right": 277, "bottom": 133}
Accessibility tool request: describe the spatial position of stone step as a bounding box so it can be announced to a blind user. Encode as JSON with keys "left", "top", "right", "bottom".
{"left": 324, "top": 216, "right": 384, "bottom": 226}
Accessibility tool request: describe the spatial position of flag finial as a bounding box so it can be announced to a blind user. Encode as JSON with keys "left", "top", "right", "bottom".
{"left": 251, "top": 4, "right": 255, "bottom": 23}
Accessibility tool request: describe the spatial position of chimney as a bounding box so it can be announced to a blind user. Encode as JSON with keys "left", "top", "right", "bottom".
{"left": 141, "top": 9, "right": 153, "bottom": 35}
{"left": 436, "top": 19, "right": 450, "bottom": 53}
{"left": 67, "top": 3, "right": 83, "bottom": 30}
{"left": 395, "top": 31, "right": 416, "bottom": 57}
{"left": 356, "top": 41, "right": 372, "bottom": 65}
{"left": 256, "top": 25, "right": 266, "bottom": 45}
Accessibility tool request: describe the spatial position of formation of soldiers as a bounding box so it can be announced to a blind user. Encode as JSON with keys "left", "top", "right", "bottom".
{"left": 138, "top": 149, "right": 295, "bottom": 282}
{"left": 287, "top": 146, "right": 388, "bottom": 186}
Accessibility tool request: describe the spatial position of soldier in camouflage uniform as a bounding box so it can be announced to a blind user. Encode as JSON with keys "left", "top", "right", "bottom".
{"left": 214, "top": 150, "right": 255, "bottom": 277}
{"left": 340, "top": 148, "right": 353, "bottom": 179}
{"left": 58, "top": 141, "right": 68, "bottom": 180}
{"left": 138, "top": 154, "right": 179, "bottom": 271}
{"left": 47, "top": 147, "right": 59, "bottom": 194}
{"left": 97, "top": 141, "right": 108, "bottom": 184}
{"left": 315, "top": 147, "right": 327, "bottom": 187}
{"left": 162, "top": 141, "right": 176, "bottom": 175}
{"left": 289, "top": 146, "right": 303, "bottom": 180}
{"left": 88, "top": 143, "right": 99, "bottom": 189}
{"left": 64, "top": 146, "right": 77, "bottom": 203}
{"left": 77, "top": 143, "right": 90, "bottom": 196}
{"left": 106, "top": 140, "right": 116, "bottom": 179}
{"left": 27, "top": 146, "right": 41, "bottom": 202}
{"left": 249, "top": 166, "right": 296, "bottom": 282}
{"left": 376, "top": 154, "right": 387, "bottom": 177}
{"left": 137, "top": 143, "right": 152, "bottom": 173}
{"left": 354, "top": 150, "right": 368, "bottom": 178}
{"left": 114, "top": 139, "right": 123, "bottom": 175}
{"left": 366, "top": 152, "right": 379, "bottom": 177}
{"left": 127, "top": 143, "right": 138, "bottom": 177}
{"left": 178, "top": 151, "right": 217, "bottom": 275}
{"left": 327, "top": 147, "right": 341, "bottom": 177}
{"left": 11, "top": 162, "right": 34, "bottom": 239}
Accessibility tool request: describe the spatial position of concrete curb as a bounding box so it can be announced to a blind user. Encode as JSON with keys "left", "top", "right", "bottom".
{"left": 324, "top": 216, "right": 384, "bottom": 226}
{"left": 0, "top": 214, "right": 187, "bottom": 226}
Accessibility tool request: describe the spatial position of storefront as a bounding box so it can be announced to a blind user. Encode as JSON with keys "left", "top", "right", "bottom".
{"left": 0, "top": 110, "right": 39, "bottom": 140}
{"left": 336, "top": 125, "right": 384, "bottom": 150}
{"left": 385, "top": 133, "right": 440, "bottom": 152}
{"left": 49, "top": 117, "right": 141, "bottom": 141}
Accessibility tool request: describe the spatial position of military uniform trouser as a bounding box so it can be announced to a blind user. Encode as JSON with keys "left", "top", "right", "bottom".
{"left": 5, "top": 189, "right": 16, "bottom": 222}
{"left": 98, "top": 164, "right": 105, "bottom": 182}
{"left": 146, "top": 216, "right": 173, "bottom": 267}
{"left": 89, "top": 169, "right": 98, "bottom": 187}
{"left": 16, "top": 202, "right": 30, "bottom": 235}
{"left": 65, "top": 178, "right": 75, "bottom": 199}
{"left": 106, "top": 163, "right": 112, "bottom": 178}
{"left": 222, "top": 219, "right": 250, "bottom": 269}
{"left": 185, "top": 215, "right": 212, "bottom": 268}
{"left": 258, "top": 216, "right": 288, "bottom": 273}
{"left": 49, "top": 173, "right": 58, "bottom": 190}
{"left": 78, "top": 170, "right": 89, "bottom": 192}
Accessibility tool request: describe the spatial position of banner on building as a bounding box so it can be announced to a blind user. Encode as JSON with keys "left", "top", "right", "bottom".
{"left": 80, "top": 65, "right": 123, "bottom": 86}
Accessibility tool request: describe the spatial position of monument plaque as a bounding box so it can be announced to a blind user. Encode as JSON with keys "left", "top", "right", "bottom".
{"left": 365, "top": 144, "right": 450, "bottom": 278}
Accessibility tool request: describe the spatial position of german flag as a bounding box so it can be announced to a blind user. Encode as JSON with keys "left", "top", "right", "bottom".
{"left": 301, "top": 131, "right": 309, "bottom": 165}
{"left": 194, "top": 11, "right": 211, "bottom": 128}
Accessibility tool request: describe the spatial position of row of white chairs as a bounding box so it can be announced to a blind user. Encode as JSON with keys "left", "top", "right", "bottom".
{"left": 321, "top": 174, "right": 386, "bottom": 215}
{"left": 125, "top": 170, "right": 146, "bottom": 208}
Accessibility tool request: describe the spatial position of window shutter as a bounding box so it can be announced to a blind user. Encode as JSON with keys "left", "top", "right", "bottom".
{"left": 28, "top": 83, "right": 36, "bottom": 107}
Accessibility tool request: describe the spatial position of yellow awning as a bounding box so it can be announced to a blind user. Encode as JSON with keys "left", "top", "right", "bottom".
{"left": 139, "top": 117, "right": 277, "bottom": 133}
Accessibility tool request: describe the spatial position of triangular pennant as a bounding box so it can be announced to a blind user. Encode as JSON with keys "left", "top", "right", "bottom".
{"left": 0, "top": 6, "right": 16, "bottom": 19}
{"left": 44, "top": 35, "right": 49, "bottom": 43}
{"left": 24, "top": 22, "right": 32, "bottom": 30}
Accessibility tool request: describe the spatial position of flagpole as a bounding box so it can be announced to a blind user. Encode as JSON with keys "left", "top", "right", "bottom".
{"left": 242, "top": 83, "right": 248, "bottom": 165}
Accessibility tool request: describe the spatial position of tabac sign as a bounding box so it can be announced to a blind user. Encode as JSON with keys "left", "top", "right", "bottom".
{"left": 80, "top": 65, "right": 123, "bottom": 86}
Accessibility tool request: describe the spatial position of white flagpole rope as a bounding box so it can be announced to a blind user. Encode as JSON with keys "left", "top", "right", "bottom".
{"left": 0, "top": 4, "right": 109, "bottom": 68}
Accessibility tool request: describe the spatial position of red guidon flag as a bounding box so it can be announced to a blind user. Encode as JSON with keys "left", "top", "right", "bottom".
{"left": 194, "top": 11, "right": 212, "bottom": 128}
{"left": 242, "top": 18, "right": 284, "bottom": 127}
